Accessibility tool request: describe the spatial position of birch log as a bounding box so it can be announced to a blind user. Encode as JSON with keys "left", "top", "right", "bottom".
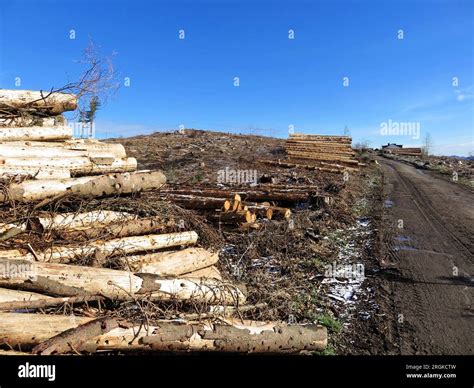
{"left": 8, "top": 231, "right": 199, "bottom": 263}
{"left": 0, "top": 156, "right": 137, "bottom": 176}
{"left": 0, "top": 288, "right": 51, "bottom": 303}
{"left": 0, "top": 314, "right": 326, "bottom": 353}
{"left": 29, "top": 210, "right": 136, "bottom": 232}
{"left": 181, "top": 266, "right": 222, "bottom": 281}
{"left": 0, "top": 90, "right": 77, "bottom": 114}
{"left": 121, "top": 247, "right": 219, "bottom": 275}
{"left": 0, "top": 125, "right": 73, "bottom": 141}
{"left": 0, "top": 166, "right": 71, "bottom": 180}
{"left": 55, "top": 217, "right": 173, "bottom": 240}
{"left": 0, "top": 258, "right": 246, "bottom": 304}
{"left": 0, "top": 141, "right": 127, "bottom": 158}
{"left": 0, "top": 170, "right": 167, "bottom": 202}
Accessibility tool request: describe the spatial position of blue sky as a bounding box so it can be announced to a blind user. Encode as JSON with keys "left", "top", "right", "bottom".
{"left": 0, "top": 0, "right": 473, "bottom": 155}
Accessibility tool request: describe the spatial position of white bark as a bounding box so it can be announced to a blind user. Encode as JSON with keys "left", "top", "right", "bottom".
{"left": 0, "top": 90, "right": 77, "bottom": 114}
{"left": 0, "top": 258, "right": 246, "bottom": 304}
{"left": 9, "top": 231, "right": 199, "bottom": 263}
{"left": 0, "top": 156, "right": 137, "bottom": 175}
{"left": 0, "top": 170, "right": 167, "bottom": 202}
{"left": 122, "top": 247, "right": 219, "bottom": 275}
{"left": 0, "top": 125, "right": 73, "bottom": 141}
{"left": 0, "top": 288, "right": 51, "bottom": 303}
{"left": 0, "top": 142, "right": 126, "bottom": 159}
{"left": 32, "top": 210, "right": 136, "bottom": 231}
{"left": 0, "top": 166, "right": 71, "bottom": 180}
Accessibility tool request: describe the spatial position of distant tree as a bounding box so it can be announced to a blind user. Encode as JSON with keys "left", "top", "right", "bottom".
{"left": 422, "top": 132, "right": 433, "bottom": 156}
{"left": 354, "top": 139, "right": 371, "bottom": 152}
{"left": 79, "top": 96, "right": 101, "bottom": 137}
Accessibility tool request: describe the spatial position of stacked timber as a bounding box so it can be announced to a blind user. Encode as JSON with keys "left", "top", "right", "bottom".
{"left": 284, "top": 133, "right": 359, "bottom": 170}
{"left": 0, "top": 89, "right": 327, "bottom": 354}
{"left": 386, "top": 147, "right": 423, "bottom": 156}
{"left": 156, "top": 184, "right": 332, "bottom": 228}
{"left": 0, "top": 89, "right": 167, "bottom": 203}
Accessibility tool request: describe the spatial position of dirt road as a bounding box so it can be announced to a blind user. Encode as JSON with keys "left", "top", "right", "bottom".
{"left": 379, "top": 157, "right": 473, "bottom": 355}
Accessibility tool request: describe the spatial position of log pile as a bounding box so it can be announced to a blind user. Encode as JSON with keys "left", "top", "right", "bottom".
{"left": 284, "top": 133, "right": 359, "bottom": 170}
{"left": 0, "top": 89, "right": 328, "bottom": 354}
{"left": 0, "top": 89, "right": 169, "bottom": 203}
{"left": 384, "top": 147, "right": 423, "bottom": 156}
{"left": 157, "top": 184, "right": 332, "bottom": 228}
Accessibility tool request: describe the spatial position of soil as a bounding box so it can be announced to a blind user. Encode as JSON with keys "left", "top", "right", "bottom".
{"left": 377, "top": 156, "right": 473, "bottom": 355}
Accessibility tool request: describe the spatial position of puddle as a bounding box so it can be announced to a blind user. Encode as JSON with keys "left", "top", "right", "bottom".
{"left": 394, "top": 235, "right": 411, "bottom": 242}
{"left": 393, "top": 245, "right": 418, "bottom": 251}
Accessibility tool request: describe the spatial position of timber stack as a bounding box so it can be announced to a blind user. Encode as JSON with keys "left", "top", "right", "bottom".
{"left": 0, "top": 89, "right": 327, "bottom": 354}
{"left": 284, "top": 133, "right": 359, "bottom": 170}
{"left": 385, "top": 147, "right": 423, "bottom": 157}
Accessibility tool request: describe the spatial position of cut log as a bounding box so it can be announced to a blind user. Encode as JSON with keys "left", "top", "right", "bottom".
{"left": 289, "top": 133, "right": 352, "bottom": 142}
{"left": 29, "top": 210, "right": 136, "bottom": 232}
{"left": 0, "top": 140, "right": 127, "bottom": 159}
{"left": 271, "top": 206, "right": 292, "bottom": 219}
{"left": 0, "top": 170, "right": 167, "bottom": 202}
{"left": 0, "top": 156, "right": 137, "bottom": 176}
{"left": 0, "top": 288, "right": 52, "bottom": 303}
{"left": 181, "top": 266, "right": 222, "bottom": 281}
{"left": 69, "top": 170, "right": 167, "bottom": 197}
{"left": 0, "top": 166, "right": 71, "bottom": 180}
{"left": 140, "top": 320, "right": 327, "bottom": 353}
{"left": 0, "top": 313, "right": 326, "bottom": 353}
{"left": 0, "top": 295, "right": 103, "bottom": 311}
{"left": 259, "top": 159, "right": 346, "bottom": 173}
{"left": 0, "top": 222, "right": 27, "bottom": 241}
{"left": 161, "top": 188, "right": 315, "bottom": 203}
{"left": 12, "top": 231, "right": 199, "bottom": 263}
{"left": 121, "top": 247, "right": 219, "bottom": 275}
{"left": 0, "top": 125, "right": 73, "bottom": 141}
{"left": 55, "top": 217, "right": 173, "bottom": 241}
{"left": 0, "top": 90, "right": 77, "bottom": 114}
{"left": 0, "top": 258, "right": 246, "bottom": 304}
{"left": 160, "top": 193, "right": 231, "bottom": 211}
{"left": 215, "top": 210, "right": 254, "bottom": 224}
{"left": 32, "top": 317, "right": 119, "bottom": 355}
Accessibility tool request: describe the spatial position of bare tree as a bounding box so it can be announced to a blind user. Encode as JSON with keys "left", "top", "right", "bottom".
{"left": 60, "top": 39, "right": 120, "bottom": 119}
{"left": 0, "top": 39, "right": 119, "bottom": 127}
{"left": 422, "top": 132, "right": 433, "bottom": 156}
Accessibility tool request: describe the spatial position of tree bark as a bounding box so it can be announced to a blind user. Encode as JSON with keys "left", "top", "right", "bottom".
{"left": 13, "top": 231, "right": 199, "bottom": 263}
{"left": 0, "top": 258, "right": 246, "bottom": 304}
{"left": 160, "top": 193, "right": 231, "bottom": 211}
{"left": 0, "top": 125, "right": 73, "bottom": 141}
{"left": 0, "top": 90, "right": 77, "bottom": 115}
{"left": 0, "top": 295, "right": 103, "bottom": 311}
{"left": 0, "top": 140, "right": 127, "bottom": 158}
{"left": 29, "top": 210, "right": 136, "bottom": 232}
{"left": 0, "top": 170, "right": 167, "bottom": 202}
{"left": 0, "top": 156, "right": 137, "bottom": 176}
{"left": 55, "top": 217, "right": 173, "bottom": 241}
{"left": 0, "top": 287, "right": 52, "bottom": 303}
{"left": 139, "top": 320, "right": 327, "bottom": 353}
{"left": 0, "top": 313, "right": 326, "bottom": 353}
{"left": 32, "top": 317, "right": 119, "bottom": 355}
{"left": 121, "top": 247, "right": 219, "bottom": 275}
{"left": 214, "top": 210, "right": 254, "bottom": 224}
{"left": 181, "top": 265, "right": 222, "bottom": 281}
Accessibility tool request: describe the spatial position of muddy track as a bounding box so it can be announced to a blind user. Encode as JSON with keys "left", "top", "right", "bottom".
{"left": 378, "top": 157, "right": 473, "bottom": 355}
